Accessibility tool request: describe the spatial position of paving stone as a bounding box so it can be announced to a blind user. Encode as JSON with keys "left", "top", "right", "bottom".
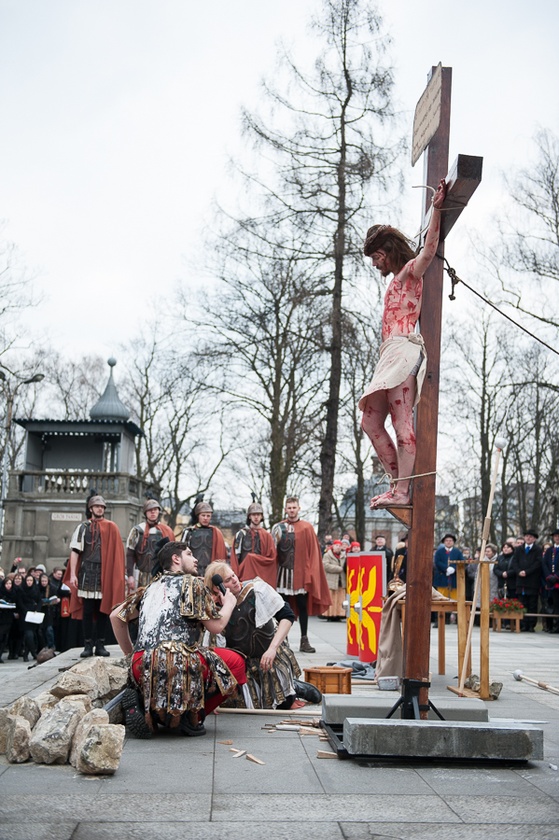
{"left": 71, "top": 823, "right": 345, "bottom": 840}
{"left": 343, "top": 718, "right": 544, "bottom": 761}
{"left": 210, "top": 793, "right": 462, "bottom": 823}
{"left": 339, "top": 823, "right": 559, "bottom": 840}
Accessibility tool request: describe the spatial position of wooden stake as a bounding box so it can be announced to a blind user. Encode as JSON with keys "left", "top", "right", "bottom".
{"left": 458, "top": 445, "right": 503, "bottom": 695}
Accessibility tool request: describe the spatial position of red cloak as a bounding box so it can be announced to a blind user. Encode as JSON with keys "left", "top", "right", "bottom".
{"left": 63, "top": 519, "right": 126, "bottom": 618}
{"left": 230, "top": 527, "right": 278, "bottom": 589}
{"left": 279, "top": 519, "right": 332, "bottom": 616}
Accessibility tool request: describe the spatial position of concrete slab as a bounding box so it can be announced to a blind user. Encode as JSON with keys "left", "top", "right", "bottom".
{"left": 210, "top": 792, "right": 463, "bottom": 823}
{"left": 339, "top": 823, "right": 559, "bottom": 840}
{"left": 343, "top": 718, "right": 544, "bottom": 761}
{"left": 212, "top": 732, "right": 324, "bottom": 794}
{"left": 322, "top": 693, "right": 489, "bottom": 723}
{"left": 71, "top": 823, "right": 346, "bottom": 840}
{"left": 0, "top": 793, "right": 212, "bottom": 824}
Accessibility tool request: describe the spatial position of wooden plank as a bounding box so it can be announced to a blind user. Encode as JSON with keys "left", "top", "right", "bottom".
{"left": 447, "top": 685, "right": 479, "bottom": 698}
{"left": 385, "top": 506, "right": 412, "bottom": 528}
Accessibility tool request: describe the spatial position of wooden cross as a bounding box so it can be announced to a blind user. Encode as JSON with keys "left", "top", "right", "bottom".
{"left": 387, "top": 66, "right": 482, "bottom": 717}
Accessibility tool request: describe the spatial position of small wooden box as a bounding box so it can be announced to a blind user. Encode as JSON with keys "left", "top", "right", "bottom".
{"left": 304, "top": 666, "right": 352, "bottom": 695}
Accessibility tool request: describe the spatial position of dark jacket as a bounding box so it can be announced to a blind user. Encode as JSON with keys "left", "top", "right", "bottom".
{"left": 511, "top": 543, "right": 542, "bottom": 593}
{"left": 433, "top": 545, "right": 463, "bottom": 588}
{"left": 542, "top": 543, "right": 559, "bottom": 591}
{"left": 493, "top": 550, "right": 516, "bottom": 595}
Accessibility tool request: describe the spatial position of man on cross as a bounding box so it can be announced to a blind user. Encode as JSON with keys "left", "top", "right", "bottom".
{"left": 359, "top": 179, "right": 447, "bottom": 508}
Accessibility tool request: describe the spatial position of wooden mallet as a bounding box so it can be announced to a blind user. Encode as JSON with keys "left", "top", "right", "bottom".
{"left": 513, "top": 670, "right": 559, "bottom": 696}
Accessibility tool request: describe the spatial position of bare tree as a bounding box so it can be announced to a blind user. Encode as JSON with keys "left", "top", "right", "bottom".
{"left": 493, "top": 128, "right": 559, "bottom": 332}
{"left": 190, "top": 221, "right": 327, "bottom": 525}
{"left": 444, "top": 310, "right": 512, "bottom": 546}
{"left": 332, "top": 300, "right": 382, "bottom": 545}
{"left": 118, "top": 329, "right": 231, "bottom": 528}
{"left": 233, "top": 0, "right": 402, "bottom": 537}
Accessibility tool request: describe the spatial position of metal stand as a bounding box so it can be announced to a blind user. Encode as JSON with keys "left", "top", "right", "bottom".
{"left": 386, "top": 678, "right": 445, "bottom": 720}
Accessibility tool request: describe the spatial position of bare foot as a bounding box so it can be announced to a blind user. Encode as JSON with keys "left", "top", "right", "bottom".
{"left": 370, "top": 490, "right": 410, "bottom": 509}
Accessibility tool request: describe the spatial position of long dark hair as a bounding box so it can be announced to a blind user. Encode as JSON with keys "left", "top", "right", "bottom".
{"left": 363, "top": 225, "right": 416, "bottom": 274}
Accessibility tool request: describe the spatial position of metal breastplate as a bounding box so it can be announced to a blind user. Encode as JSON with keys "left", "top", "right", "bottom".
{"left": 78, "top": 522, "right": 102, "bottom": 592}
{"left": 276, "top": 524, "right": 295, "bottom": 569}
{"left": 185, "top": 527, "right": 213, "bottom": 575}
{"left": 136, "top": 575, "right": 203, "bottom": 650}
{"left": 134, "top": 527, "right": 163, "bottom": 573}
{"left": 224, "top": 589, "right": 275, "bottom": 659}
{"left": 237, "top": 529, "right": 261, "bottom": 564}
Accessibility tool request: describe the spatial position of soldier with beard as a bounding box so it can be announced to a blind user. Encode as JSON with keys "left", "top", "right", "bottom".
{"left": 231, "top": 500, "right": 277, "bottom": 589}
{"left": 180, "top": 498, "right": 228, "bottom": 578}
{"left": 272, "top": 497, "right": 331, "bottom": 653}
{"left": 126, "top": 499, "right": 175, "bottom": 590}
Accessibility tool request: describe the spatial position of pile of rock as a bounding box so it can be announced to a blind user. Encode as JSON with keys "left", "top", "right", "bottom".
{"left": 0, "top": 657, "right": 128, "bottom": 774}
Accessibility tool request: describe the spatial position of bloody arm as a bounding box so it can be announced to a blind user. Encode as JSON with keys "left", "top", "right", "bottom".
{"left": 410, "top": 179, "right": 447, "bottom": 279}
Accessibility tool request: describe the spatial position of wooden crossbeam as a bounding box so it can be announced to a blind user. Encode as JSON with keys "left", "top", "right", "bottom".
{"left": 438, "top": 154, "right": 483, "bottom": 241}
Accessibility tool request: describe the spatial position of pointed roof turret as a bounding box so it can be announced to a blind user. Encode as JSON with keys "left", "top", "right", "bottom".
{"left": 89, "top": 357, "right": 130, "bottom": 422}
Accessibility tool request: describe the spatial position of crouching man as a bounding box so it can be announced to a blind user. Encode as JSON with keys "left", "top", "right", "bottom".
{"left": 110, "top": 541, "right": 246, "bottom": 738}
{"left": 204, "top": 562, "right": 322, "bottom": 710}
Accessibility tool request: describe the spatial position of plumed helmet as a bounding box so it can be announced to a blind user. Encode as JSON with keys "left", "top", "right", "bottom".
{"left": 88, "top": 495, "right": 106, "bottom": 509}
{"left": 247, "top": 502, "right": 264, "bottom": 516}
{"left": 143, "top": 499, "right": 161, "bottom": 515}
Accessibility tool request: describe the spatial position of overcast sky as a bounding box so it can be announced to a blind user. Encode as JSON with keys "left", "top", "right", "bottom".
{"left": 1, "top": 0, "right": 557, "bottom": 359}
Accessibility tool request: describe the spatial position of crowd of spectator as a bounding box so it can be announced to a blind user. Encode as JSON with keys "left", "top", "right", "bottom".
{"left": 0, "top": 558, "right": 70, "bottom": 662}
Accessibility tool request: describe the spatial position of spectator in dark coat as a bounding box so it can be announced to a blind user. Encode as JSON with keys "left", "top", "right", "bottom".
{"left": 542, "top": 529, "right": 559, "bottom": 633}
{"left": 493, "top": 542, "right": 516, "bottom": 599}
{"left": 0, "top": 578, "right": 17, "bottom": 662}
{"left": 511, "top": 529, "right": 543, "bottom": 632}
{"left": 15, "top": 574, "right": 42, "bottom": 660}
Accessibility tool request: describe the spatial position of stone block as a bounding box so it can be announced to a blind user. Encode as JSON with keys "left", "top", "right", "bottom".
{"left": 50, "top": 671, "right": 97, "bottom": 699}
{"left": 69, "top": 708, "right": 110, "bottom": 768}
{"left": 5, "top": 714, "right": 31, "bottom": 763}
{"left": 342, "top": 718, "right": 544, "bottom": 761}
{"left": 0, "top": 707, "right": 10, "bottom": 754}
{"left": 74, "top": 723, "right": 125, "bottom": 775}
{"left": 322, "top": 694, "right": 489, "bottom": 724}
{"left": 103, "top": 663, "right": 128, "bottom": 698}
{"left": 29, "top": 699, "right": 83, "bottom": 764}
{"left": 9, "top": 696, "right": 41, "bottom": 729}
{"left": 61, "top": 694, "right": 93, "bottom": 713}
{"left": 71, "top": 658, "right": 111, "bottom": 698}
{"left": 34, "top": 691, "right": 59, "bottom": 713}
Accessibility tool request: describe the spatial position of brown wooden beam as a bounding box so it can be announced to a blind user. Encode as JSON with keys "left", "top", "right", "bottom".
{"left": 439, "top": 154, "right": 483, "bottom": 241}
{"left": 402, "top": 66, "right": 452, "bottom": 715}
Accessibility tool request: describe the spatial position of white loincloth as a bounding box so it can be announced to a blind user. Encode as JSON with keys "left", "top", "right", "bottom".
{"left": 358, "top": 333, "right": 427, "bottom": 411}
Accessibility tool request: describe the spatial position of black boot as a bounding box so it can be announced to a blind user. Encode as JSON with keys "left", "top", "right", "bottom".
{"left": 80, "top": 639, "right": 94, "bottom": 658}
{"left": 121, "top": 688, "right": 152, "bottom": 739}
{"left": 94, "top": 639, "right": 110, "bottom": 657}
{"left": 294, "top": 679, "right": 322, "bottom": 704}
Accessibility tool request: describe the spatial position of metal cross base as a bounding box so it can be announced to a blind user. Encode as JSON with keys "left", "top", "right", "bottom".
{"left": 385, "top": 678, "right": 446, "bottom": 721}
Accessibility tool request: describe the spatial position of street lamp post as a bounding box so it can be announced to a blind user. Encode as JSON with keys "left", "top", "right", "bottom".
{"left": 0, "top": 369, "right": 44, "bottom": 554}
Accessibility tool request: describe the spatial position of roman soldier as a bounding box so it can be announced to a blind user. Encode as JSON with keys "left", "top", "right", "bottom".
{"left": 66, "top": 494, "right": 126, "bottom": 658}
{"left": 180, "top": 498, "right": 228, "bottom": 578}
{"left": 126, "top": 498, "right": 175, "bottom": 590}
{"left": 230, "top": 500, "right": 277, "bottom": 588}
